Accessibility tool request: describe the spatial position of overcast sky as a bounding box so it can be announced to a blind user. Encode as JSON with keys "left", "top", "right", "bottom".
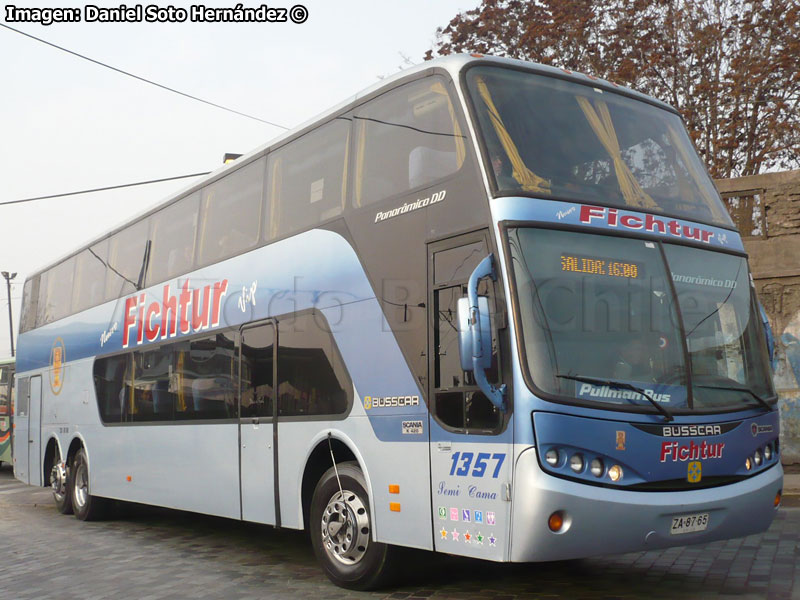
{"left": 0, "top": 0, "right": 473, "bottom": 358}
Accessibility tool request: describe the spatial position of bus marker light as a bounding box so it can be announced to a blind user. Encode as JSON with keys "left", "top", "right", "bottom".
{"left": 126, "top": 475, "right": 132, "bottom": 482}
{"left": 470, "top": 53, "right": 484, "bottom": 58}
{"left": 569, "top": 454, "right": 584, "bottom": 473}
{"left": 775, "top": 491, "right": 781, "bottom": 507}
{"left": 389, "top": 502, "right": 401, "bottom": 512}
{"left": 608, "top": 465, "right": 623, "bottom": 482}
{"left": 548, "top": 511, "right": 564, "bottom": 532}
{"left": 388, "top": 484, "right": 400, "bottom": 494}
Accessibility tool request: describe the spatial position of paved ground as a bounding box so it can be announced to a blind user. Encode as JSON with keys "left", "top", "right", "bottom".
{"left": 1, "top": 464, "right": 799, "bottom": 600}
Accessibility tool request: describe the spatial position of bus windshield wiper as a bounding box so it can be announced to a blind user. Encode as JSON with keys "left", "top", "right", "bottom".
{"left": 693, "top": 379, "right": 773, "bottom": 413}
{"left": 557, "top": 374, "right": 674, "bottom": 422}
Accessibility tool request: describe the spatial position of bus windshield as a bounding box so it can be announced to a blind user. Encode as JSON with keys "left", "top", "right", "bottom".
{"left": 507, "top": 227, "right": 776, "bottom": 414}
{"left": 465, "top": 66, "right": 733, "bottom": 228}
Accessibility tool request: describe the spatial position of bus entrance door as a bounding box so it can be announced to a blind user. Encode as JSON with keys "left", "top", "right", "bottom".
{"left": 428, "top": 233, "right": 512, "bottom": 560}
{"left": 239, "top": 322, "right": 277, "bottom": 525}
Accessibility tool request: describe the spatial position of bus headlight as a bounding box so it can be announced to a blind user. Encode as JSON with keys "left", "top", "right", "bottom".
{"left": 590, "top": 458, "right": 604, "bottom": 477}
{"left": 545, "top": 448, "right": 560, "bottom": 467}
{"left": 608, "top": 464, "right": 623, "bottom": 482}
{"left": 754, "top": 449, "right": 763, "bottom": 466}
{"left": 569, "top": 453, "right": 584, "bottom": 473}
{"left": 764, "top": 444, "right": 772, "bottom": 461}
{"left": 745, "top": 457, "right": 753, "bottom": 471}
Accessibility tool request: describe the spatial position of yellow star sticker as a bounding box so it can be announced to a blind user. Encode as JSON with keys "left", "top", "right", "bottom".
{"left": 440, "top": 527, "right": 448, "bottom": 539}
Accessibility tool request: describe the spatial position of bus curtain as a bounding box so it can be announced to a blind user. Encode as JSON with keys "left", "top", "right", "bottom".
{"left": 430, "top": 80, "right": 467, "bottom": 168}
{"left": 575, "top": 96, "right": 658, "bottom": 211}
{"left": 269, "top": 156, "right": 282, "bottom": 239}
{"left": 665, "top": 122, "right": 728, "bottom": 223}
{"left": 474, "top": 77, "right": 550, "bottom": 194}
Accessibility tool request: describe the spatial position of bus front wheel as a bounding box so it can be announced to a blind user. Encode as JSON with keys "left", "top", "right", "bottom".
{"left": 310, "top": 461, "right": 393, "bottom": 590}
{"left": 70, "top": 448, "right": 107, "bottom": 521}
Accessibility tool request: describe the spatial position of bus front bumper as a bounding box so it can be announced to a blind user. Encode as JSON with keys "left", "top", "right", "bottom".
{"left": 510, "top": 447, "right": 783, "bottom": 562}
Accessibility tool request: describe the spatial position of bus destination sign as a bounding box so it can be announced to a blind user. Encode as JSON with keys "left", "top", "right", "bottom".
{"left": 560, "top": 254, "right": 641, "bottom": 279}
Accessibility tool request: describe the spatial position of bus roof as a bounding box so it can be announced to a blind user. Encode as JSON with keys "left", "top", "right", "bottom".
{"left": 26, "top": 54, "right": 674, "bottom": 280}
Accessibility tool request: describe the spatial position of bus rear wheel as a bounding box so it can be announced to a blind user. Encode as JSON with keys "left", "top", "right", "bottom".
{"left": 50, "top": 453, "right": 73, "bottom": 515}
{"left": 70, "top": 448, "right": 107, "bottom": 521}
{"left": 310, "top": 461, "right": 393, "bottom": 590}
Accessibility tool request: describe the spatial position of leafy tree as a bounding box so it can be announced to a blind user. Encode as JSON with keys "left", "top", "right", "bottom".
{"left": 426, "top": 0, "right": 800, "bottom": 178}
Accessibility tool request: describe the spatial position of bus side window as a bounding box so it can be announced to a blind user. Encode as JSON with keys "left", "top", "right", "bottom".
{"left": 353, "top": 76, "right": 466, "bottom": 208}
{"left": 265, "top": 119, "right": 350, "bottom": 241}
{"left": 240, "top": 324, "right": 275, "bottom": 418}
{"left": 146, "top": 192, "right": 200, "bottom": 287}
{"left": 277, "top": 311, "right": 351, "bottom": 418}
{"left": 197, "top": 158, "right": 265, "bottom": 268}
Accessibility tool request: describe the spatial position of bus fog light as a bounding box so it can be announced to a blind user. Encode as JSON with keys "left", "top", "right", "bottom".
{"left": 548, "top": 511, "right": 565, "bottom": 532}
{"left": 764, "top": 444, "right": 772, "bottom": 461}
{"left": 754, "top": 450, "right": 762, "bottom": 466}
{"left": 569, "top": 454, "right": 584, "bottom": 473}
{"left": 745, "top": 457, "right": 752, "bottom": 471}
{"left": 590, "top": 458, "right": 604, "bottom": 477}
{"left": 608, "top": 464, "right": 623, "bottom": 482}
{"left": 545, "top": 449, "right": 559, "bottom": 467}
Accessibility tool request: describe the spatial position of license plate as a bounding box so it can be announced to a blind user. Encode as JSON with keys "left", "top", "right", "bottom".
{"left": 670, "top": 512, "right": 709, "bottom": 535}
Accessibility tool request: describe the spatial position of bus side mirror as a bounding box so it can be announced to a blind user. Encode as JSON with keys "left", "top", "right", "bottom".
{"left": 457, "top": 296, "right": 492, "bottom": 372}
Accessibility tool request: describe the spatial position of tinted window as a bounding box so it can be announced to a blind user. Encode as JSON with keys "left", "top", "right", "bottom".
{"left": 38, "top": 257, "right": 75, "bottom": 324}
{"left": 93, "top": 353, "right": 130, "bottom": 423}
{"left": 176, "top": 333, "right": 237, "bottom": 420}
{"left": 266, "top": 119, "right": 350, "bottom": 238}
{"left": 354, "top": 77, "right": 466, "bottom": 207}
{"left": 15, "top": 377, "right": 29, "bottom": 417}
{"left": 72, "top": 241, "right": 108, "bottom": 313}
{"left": 20, "top": 277, "right": 38, "bottom": 333}
{"left": 278, "top": 312, "right": 351, "bottom": 417}
{"left": 466, "top": 66, "right": 731, "bottom": 227}
{"left": 147, "top": 193, "right": 199, "bottom": 285}
{"left": 241, "top": 324, "right": 275, "bottom": 418}
{"left": 197, "top": 158, "right": 264, "bottom": 266}
{"left": 94, "top": 331, "right": 237, "bottom": 423}
{"left": 106, "top": 219, "right": 150, "bottom": 301}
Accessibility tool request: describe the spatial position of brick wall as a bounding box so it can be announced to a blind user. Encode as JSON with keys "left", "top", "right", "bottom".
{"left": 715, "top": 170, "right": 800, "bottom": 464}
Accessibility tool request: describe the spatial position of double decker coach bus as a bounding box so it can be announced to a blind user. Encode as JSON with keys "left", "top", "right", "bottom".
{"left": 14, "top": 55, "right": 781, "bottom": 589}
{"left": 0, "top": 358, "right": 14, "bottom": 465}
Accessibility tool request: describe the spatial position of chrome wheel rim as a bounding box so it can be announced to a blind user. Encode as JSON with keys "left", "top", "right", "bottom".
{"left": 74, "top": 461, "right": 88, "bottom": 509}
{"left": 321, "top": 490, "right": 370, "bottom": 565}
{"left": 50, "top": 462, "right": 67, "bottom": 501}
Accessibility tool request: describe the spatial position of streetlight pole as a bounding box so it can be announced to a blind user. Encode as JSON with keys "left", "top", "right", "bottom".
{"left": 1, "top": 271, "right": 16, "bottom": 357}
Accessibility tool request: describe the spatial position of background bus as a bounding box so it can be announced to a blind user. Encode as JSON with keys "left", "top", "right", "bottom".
{"left": 13, "top": 55, "right": 781, "bottom": 589}
{"left": 0, "top": 358, "right": 15, "bottom": 466}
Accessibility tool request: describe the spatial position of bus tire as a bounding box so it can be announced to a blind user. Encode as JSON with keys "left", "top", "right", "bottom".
{"left": 310, "top": 461, "right": 393, "bottom": 590}
{"left": 50, "top": 452, "right": 73, "bottom": 515}
{"left": 70, "top": 448, "right": 107, "bottom": 521}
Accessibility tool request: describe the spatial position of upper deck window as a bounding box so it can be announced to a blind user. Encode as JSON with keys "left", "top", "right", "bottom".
{"left": 197, "top": 158, "right": 265, "bottom": 267}
{"left": 466, "top": 66, "right": 732, "bottom": 228}
{"left": 353, "top": 76, "right": 468, "bottom": 207}
{"left": 105, "top": 219, "right": 150, "bottom": 301}
{"left": 266, "top": 119, "right": 350, "bottom": 239}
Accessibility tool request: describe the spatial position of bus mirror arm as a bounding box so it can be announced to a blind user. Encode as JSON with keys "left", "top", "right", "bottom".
{"left": 464, "top": 254, "right": 507, "bottom": 412}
